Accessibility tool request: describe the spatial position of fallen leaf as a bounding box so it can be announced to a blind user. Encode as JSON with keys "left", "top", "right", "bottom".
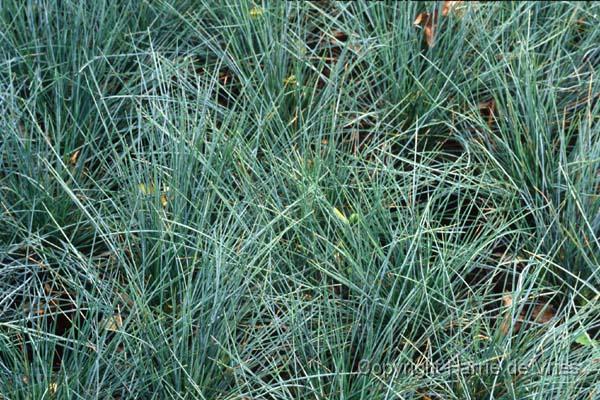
{"left": 414, "top": 12, "right": 437, "bottom": 48}
{"left": 500, "top": 294, "right": 555, "bottom": 335}
{"left": 44, "top": 283, "right": 53, "bottom": 294}
{"left": 49, "top": 382, "right": 58, "bottom": 394}
{"left": 348, "top": 212, "right": 360, "bottom": 225}
{"left": 442, "top": 0, "right": 462, "bottom": 16}
{"left": 249, "top": 6, "right": 264, "bottom": 18}
{"left": 574, "top": 18, "right": 587, "bottom": 33}
{"left": 575, "top": 331, "right": 597, "bottom": 347}
{"left": 139, "top": 183, "right": 169, "bottom": 206}
{"left": 330, "top": 30, "right": 349, "bottom": 44}
{"left": 69, "top": 149, "right": 80, "bottom": 165}
{"left": 138, "top": 183, "right": 156, "bottom": 195}
{"left": 530, "top": 302, "right": 554, "bottom": 324}
{"left": 478, "top": 99, "right": 496, "bottom": 128}
{"left": 103, "top": 310, "right": 123, "bottom": 332}
{"left": 414, "top": 1, "right": 463, "bottom": 48}
{"left": 161, "top": 186, "right": 170, "bottom": 207}
{"left": 332, "top": 207, "right": 349, "bottom": 225}
{"left": 500, "top": 294, "right": 517, "bottom": 335}
{"left": 284, "top": 75, "right": 298, "bottom": 86}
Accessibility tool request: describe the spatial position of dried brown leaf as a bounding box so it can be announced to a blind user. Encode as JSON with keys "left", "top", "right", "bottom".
{"left": 442, "top": 0, "right": 462, "bottom": 17}
{"left": 69, "top": 149, "right": 80, "bottom": 165}
{"left": 414, "top": 12, "right": 437, "bottom": 48}
{"left": 331, "top": 30, "right": 348, "bottom": 43}
{"left": 478, "top": 99, "right": 496, "bottom": 128}
{"left": 414, "top": 1, "right": 464, "bottom": 48}
{"left": 531, "top": 303, "right": 555, "bottom": 324}
{"left": 104, "top": 308, "right": 123, "bottom": 332}
{"left": 500, "top": 294, "right": 555, "bottom": 335}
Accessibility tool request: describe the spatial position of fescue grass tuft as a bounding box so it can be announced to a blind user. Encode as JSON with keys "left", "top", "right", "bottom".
{"left": 1, "top": 1, "right": 599, "bottom": 399}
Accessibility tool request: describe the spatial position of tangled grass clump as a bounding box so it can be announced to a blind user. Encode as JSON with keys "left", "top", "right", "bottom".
{"left": 1, "top": 1, "right": 599, "bottom": 399}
